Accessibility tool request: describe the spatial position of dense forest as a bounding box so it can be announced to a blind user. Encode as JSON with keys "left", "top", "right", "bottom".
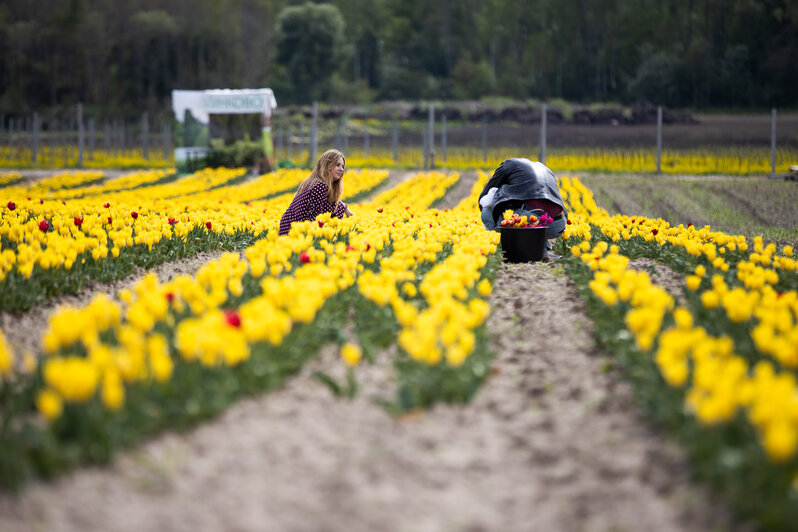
{"left": 1, "top": 0, "right": 796, "bottom": 120}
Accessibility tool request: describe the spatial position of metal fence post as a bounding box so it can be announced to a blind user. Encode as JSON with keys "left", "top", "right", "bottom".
{"left": 23, "top": 117, "right": 28, "bottom": 164}
{"left": 77, "top": 103, "right": 84, "bottom": 167}
{"left": 88, "top": 118, "right": 95, "bottom": 161}
{"left": 50, "top": 114, "right": 56, "bottom": 167}
{"left": 441, "top": 114, "right": 447, "bottom": 167}
{"left": 298, "top": 122, "right": 305, "bottom": 162}
{"left": 342, "top": 118, "right": 348, "bottom": 155}
{"left": 392, "top": 120, "right": 398, "bottom": 165}
{"left": 364, "top": 125, "right": 370, "bottom": 160}
{"left": 310, "top": 101, "right": 318, "bottom": 164}
{"left": 9, "top": 119, "right": 15, "bottom": 162}
{"left": 771, "top": 107, "right": 777, "bottom": 176}
{"left": 104, "top": 120, "right": 111, "bottom": 157}
{"left": 539, "top": 103, "right": 547, "bottom": 164}
{"left": 428, "top": 103, "right": 435, "bottom": 169}
{"left": 288, "top": 124, "right": 294, "bottom": 161}
{"left": 656, "top": 106, "right": 663, "bottom": 173}
{"left": 142, "top": 112, "right": 149, "bottom": 160}
{"left": 482, "top": 116, "right": 487, "bottom": 164}
{"left": 33, "top": 113, "right": 40, "bottom": 165}
{"left": 161, "top": 122, "right": 170, "bottom": 160}
{"left": 422, "top": 128, "right": 428, "bottom": 169}
{"left": 120, "top": 120, "right": 125, "bottom": 157}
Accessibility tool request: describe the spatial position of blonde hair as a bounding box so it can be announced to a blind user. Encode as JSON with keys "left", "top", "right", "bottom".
{"left": 297, "top": 149, "right": 345, "bottom": 204}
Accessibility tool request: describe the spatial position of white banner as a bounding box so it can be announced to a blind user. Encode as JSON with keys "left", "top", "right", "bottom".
{"left": 172, "top": 88, "right": 277, "bottom": 123}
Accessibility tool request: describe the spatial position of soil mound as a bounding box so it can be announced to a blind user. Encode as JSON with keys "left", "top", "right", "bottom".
{"left": 278, "top": 100, "right": 698, "bottom": 126}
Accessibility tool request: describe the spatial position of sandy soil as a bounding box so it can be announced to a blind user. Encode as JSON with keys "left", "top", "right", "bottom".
{"left": 0, "top": 251, "right": 226, "bottom": 357}
{"left": 0, "top": 173, "right": 747, "bottom": 531}
{"left": 435, "top": 171, "right": 478, "bottom": 211}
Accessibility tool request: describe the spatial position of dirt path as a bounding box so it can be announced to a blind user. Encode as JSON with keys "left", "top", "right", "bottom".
{"left": 0, "top": 260, "right": 741, "bottom": 531}
{"left": 356, "top": 169, "right": 417, "bottom": 200}
{"left": 0, "top": 251, "right": 226, "bottom": 357}
{"left": 435, "top": 170, "right": 478, "bottom": 210}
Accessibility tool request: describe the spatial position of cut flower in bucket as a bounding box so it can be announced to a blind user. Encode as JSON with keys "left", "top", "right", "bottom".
{"left": 500, "top": 209, "right": 553, "bottom": 228}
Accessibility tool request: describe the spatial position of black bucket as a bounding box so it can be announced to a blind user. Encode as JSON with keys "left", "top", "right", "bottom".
{"left": 500, "top": 227, "right": 548, "bottom": 262}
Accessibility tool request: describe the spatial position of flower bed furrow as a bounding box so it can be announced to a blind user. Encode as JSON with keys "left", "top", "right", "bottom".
{"left": 333, "top": 147, "right": 798, "bottom": 175}
{"left": 556, "top": 176, "right": 798, "bottom": 529}
{"left": 0, "top": 173, "right": 24, "bottom": 188}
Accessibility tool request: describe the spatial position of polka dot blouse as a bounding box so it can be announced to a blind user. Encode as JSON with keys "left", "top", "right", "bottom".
{"left": 279, "top": 180, "right": 347, "bottom": 235}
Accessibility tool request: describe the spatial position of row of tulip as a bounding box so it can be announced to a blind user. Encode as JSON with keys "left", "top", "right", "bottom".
{"left": 0, "top": 168, "right": 499, "bottom": 490}
{"left": 336, "top": 146, "right": 798, "bottom": 176}
{"left": 0, "top": 168, "right": 387, "bottom": 310}
{"left": 555, "top": 176, "right": 798, "bottom": 529}
{"left": 0, "top": 172, "right": 23, "bottom": 187}
{"left": 0, "top": 148, "right": 172, "bottom": 169}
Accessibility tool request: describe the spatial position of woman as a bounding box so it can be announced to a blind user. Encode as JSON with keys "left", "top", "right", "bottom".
{"left": 279, "top": 149, "right": 353, "bottom": 236}
{"left": 478, "top": 158, "right": 567, "bottom": 253}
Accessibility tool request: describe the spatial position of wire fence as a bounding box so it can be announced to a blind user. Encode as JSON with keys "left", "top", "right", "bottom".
{"left": 271, "top": 105, "right": 798, "bottom": 176}
{"left": 2, "top": 103, "right": 797, "bottom": 176}
{"left": 0, "top": 104, "right": 173, "bottom": 169}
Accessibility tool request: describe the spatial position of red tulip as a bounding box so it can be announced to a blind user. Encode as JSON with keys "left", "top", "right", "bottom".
{"left": 318, "top": 220, "right": 324, "bottom": 228}
{"left": 205, "top": 221, "right": 212, "bottom": 230}
{"left": 103, "top": 202, "right": 110, "bottom": 208}
{"left": 131, "top": 211, "right": 138, "bottom": 219}
{"left": 74, "top": 217, "right": 83, "bottom": 227}
{"left": 6, "top": 201, "right": 15, "bottom": 210}
{"left": 300, "top": 251, "right": 310, "bottom": 263}
{"left": 38, "top": 220, "right": 49, "bottom": 232}
{"left": 225, "top": 311, "right": 241, "bottom": 328}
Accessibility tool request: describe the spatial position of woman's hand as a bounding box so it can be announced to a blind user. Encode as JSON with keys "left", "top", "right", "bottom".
{"left": 344, "top": 205, "right": 353, "bottom": 217}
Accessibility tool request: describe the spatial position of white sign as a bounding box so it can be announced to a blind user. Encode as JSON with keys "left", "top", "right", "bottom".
{"left": 172, "top": 88, "right": 277, "bottom": 123}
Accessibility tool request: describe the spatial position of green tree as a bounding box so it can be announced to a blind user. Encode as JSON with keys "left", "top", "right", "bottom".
{"left": 274, "top": 2, "right": 346, "bottom": 103}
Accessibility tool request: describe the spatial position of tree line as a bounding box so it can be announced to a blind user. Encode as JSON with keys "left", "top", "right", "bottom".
{"left": 1, "top": 0, "right": 796, "bottom": 121}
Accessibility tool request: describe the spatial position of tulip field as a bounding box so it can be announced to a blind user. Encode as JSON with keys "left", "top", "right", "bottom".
{"left": 342, "top": 146, "right": 798, "bottom": 176}
{"left": 1, "top": 165, "right": 798, "bottom": 529}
